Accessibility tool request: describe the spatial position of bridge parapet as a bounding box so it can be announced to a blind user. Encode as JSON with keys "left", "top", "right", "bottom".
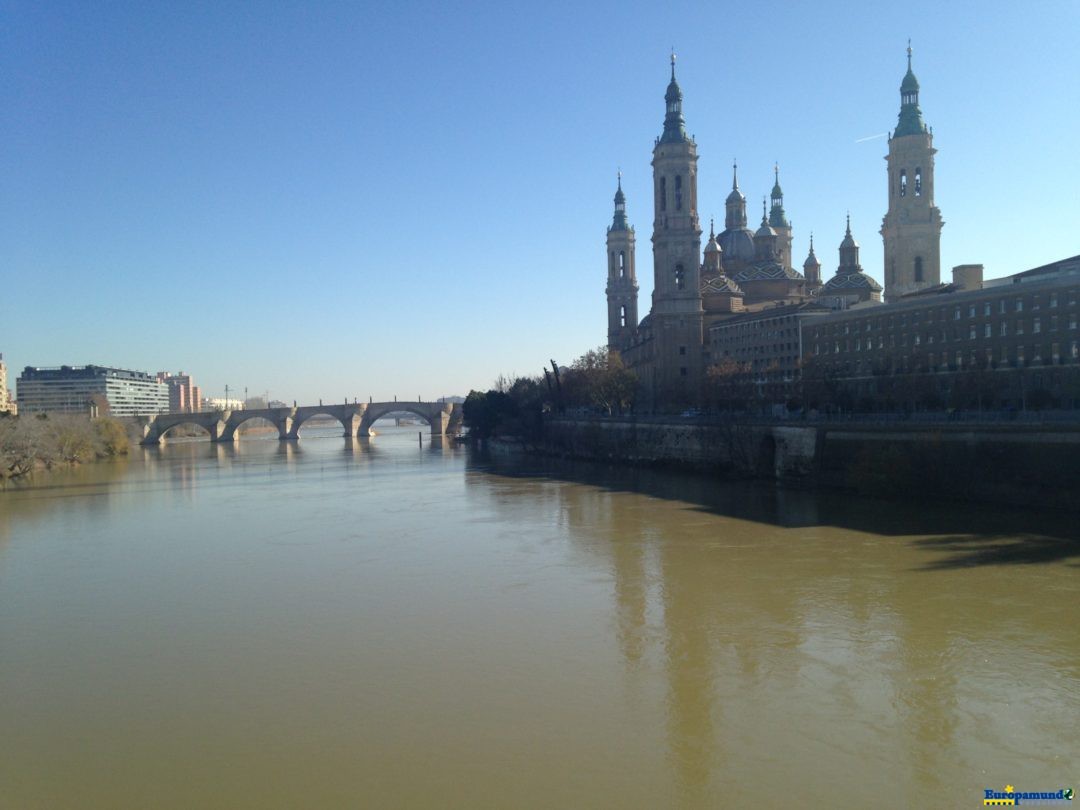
{"left": 142, "top": 400, "right": 463, "bottom": 443}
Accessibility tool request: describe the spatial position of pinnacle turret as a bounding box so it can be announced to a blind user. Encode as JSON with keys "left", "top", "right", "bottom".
{"left": 659, "top": 52, "right": 688, "bottom": 144}
{"left": 894, "top": 40, "right": 926, "bottom": 138}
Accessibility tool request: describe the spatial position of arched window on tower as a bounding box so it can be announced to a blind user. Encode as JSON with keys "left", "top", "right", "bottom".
{"left": 914, "top": 256, "right": 924, "bottom": 283}
{"left": 620, "top": 306, "right": 627, "bottom": 328}
{"left": 914, "top": 168, "right": 922, "bottom": 196}
{"left": 619, "top": 251, "right": 626, "bottom": 278}
{"left": 674, "top": 264, "right": 685, "bottom": 291}
{"left": 675, "top": 175, "right": 683, "bottom": 211}
{"left": 660, "top": 177, "right": 667, "bottom": 212}
{"left": 900, "top": 170, "right": 907, "bottom": 197}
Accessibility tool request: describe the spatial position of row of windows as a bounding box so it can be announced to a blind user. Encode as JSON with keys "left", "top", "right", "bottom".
{"left": 820, "top": 342, "right": 1080, "bottom": 376}
{"left": 810, "top": 290, "right": 1080, "bottom": 339}
{"left": 818, "top": 315, "right": 1080, "bottom": 353}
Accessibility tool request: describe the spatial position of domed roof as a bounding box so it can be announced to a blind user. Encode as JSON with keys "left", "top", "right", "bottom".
{"left": 733, "top": 261, "right": 804, "bottom": 283}
{"left": 701, "top": 275, "right": 742, "bottom": 296}
{"left": 718, "top": 228, "right": 755, "bottom": 261}
{"left": 822, "top": 271, "right": 882, "bottom": 292}
{"left": 803, "top": 236, "right": 821, "bottom": 267}
{"left": 756, "top": 219, "right": 776, "bottom": 239}
{"left": 704, "top": 235, "right": 722, "bottom": 255}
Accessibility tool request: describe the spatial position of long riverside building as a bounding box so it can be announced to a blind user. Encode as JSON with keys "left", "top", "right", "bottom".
{"left": 17, "top": 365, "right": 169, "bottom": 417}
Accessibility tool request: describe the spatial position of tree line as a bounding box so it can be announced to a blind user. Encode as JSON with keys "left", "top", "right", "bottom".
{"left": 0, "top": 414, "right": 131, "bottom": 481}
{"left": 463, "top": 346, "right": 637, "bottom": 440}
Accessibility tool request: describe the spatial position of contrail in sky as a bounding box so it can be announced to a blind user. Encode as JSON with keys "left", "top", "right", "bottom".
{"left": 855, "top": 133, "right": 887, "bottom": 143}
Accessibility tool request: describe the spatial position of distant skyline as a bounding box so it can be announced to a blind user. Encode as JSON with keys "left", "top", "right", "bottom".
{"left": 3, "top": 0, "right": 1078, "bottom": 403}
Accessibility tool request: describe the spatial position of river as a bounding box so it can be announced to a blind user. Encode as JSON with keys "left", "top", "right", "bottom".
{"left": 1, "top": 424, "right": 1077, "bottom": 808}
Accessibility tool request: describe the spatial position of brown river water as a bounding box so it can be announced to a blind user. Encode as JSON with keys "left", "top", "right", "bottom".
{"left": 1, "top": 424, "right": 1077, "bottom": 808}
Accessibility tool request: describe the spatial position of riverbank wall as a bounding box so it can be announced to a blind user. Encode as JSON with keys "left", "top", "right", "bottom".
{"left": 539, "top": 417, "right": 1080, "bottom": 510}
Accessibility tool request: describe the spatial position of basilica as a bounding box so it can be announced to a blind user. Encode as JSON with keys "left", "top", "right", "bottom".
{"left": 605, "top": 47, "right": 942, "bottom": 403}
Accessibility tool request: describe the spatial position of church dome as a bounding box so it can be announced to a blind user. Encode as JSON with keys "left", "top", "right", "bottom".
{"left": 756, "top": 220, "right": 776, "bottom": 239}
{"left": 822, "top": 271, "right": 882, "bottom": 292}
{"left": 718, "top": 228, "right": 755, "bottom": 261}
{"left": 701, "top": 275, "right": 742, "bottom": 296}
{"left": 733, "top": 261, "right": 804, "bottom": 282}
{"left": 704, "top": 235, "right": 722, "bottom": 256}
{"left": 726, "top": 187, "right": 745, "bottom": 204}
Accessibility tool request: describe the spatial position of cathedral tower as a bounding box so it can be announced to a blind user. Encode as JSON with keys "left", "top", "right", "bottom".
{"left": 606, "top": 173, "right": 638, "bottom": 352}
{"left": 881, "top": 42, "right": 943, "bottom": 301}
{"left": 769, "top": 164, "right": 793, "bottom": 269}
{"left": 650, "top": 54, "right": 703, "bottom": 400}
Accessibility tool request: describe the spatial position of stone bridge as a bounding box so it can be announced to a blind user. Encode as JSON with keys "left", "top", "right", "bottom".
{"left": 141, "top": 401, "right": 463, "bottom": 444}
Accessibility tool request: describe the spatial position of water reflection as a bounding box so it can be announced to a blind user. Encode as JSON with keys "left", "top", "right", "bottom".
{"left": 0, "top": 433, "right": 1077, "bottom": 808}
{"left": 470, "top": 451, "right": 1080, "bottom": 804}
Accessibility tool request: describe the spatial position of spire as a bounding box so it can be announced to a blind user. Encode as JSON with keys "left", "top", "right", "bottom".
{"left": 839, "top": 214, "right": 860, "bottom": 272}
{"left": 894, "top": 40, "right": 925, "bottom": 137}
{"left": 709, "top": 217, "right": 715, "bottom": 240}
{"left": 660, "top": 52, "right": 688, "bottom": 144}
{"left": 725, "top": 159, "right": 745, "bottom": 205}
{"left": 769, "top": 162, "right": 789, "bottom": 228}
{"left": 761, "top": 197, "right": 768, "bottom": 226}
{"left": 611, "top": 171, "right": 629, "bottom": 231}
{"left": 804, "top": 232, "right": 820, "bottom": 266}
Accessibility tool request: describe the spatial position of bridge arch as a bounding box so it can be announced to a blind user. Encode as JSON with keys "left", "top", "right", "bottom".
{"left": 357, "top": 401, "right": 454, "bottom": 437}
{"left": 160, "top": 421, "right": 213, "bottom": 441}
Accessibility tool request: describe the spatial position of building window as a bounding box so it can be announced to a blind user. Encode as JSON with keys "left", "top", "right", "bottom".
{"left": 1072, "top": 315, "right": 1078, "bottom": 330}
{"left": 1000, "top": 300, "right": 1007, "bottom": 314}
{"left": 674, "top": 175, "right": 683, "bottom": 211}
{"left": 1000, "top": 322, "right": 1008, "bottom": 336}
{"left": 954, "top": 307, "right": 961, "bottom": 320}
{"left": 1034, "top": 318, "right": 1042, "bottom": 334}
{"left": 1033, "top": 296, "right": 1041, "bottom": 310}
{"left": 674, "top": 264, "right": 685, "bottom": 290}
{"left": 680, "top": 367, "right": 687, "bottom": 377}
{"left": 1051, "top": 316, "right": 1059, "bottom": 331}
{"left": 956, "top": 351, "right": 963, "bottom": 368}
{"left": 1052, "top": 343, "right": 1061, "bottom": 363}
{"left": 900, "top": 169, "right": 907, "bottom": 197}
{"left": 984, "top": 324, "right": 992, "bottom": 338}
{"left": 679, "top": 345, "right": 686, "bottom": 356}
{"left": 1016, "top": 298, "right": 1024, "bottom": 312}
{"left": 620, "top": 306, "right": 627, "bottom": 328}
{"left": 1017, "top": 320, "right": 1025, "bottom": 335}
{"left": 968, "top": 325, "right": 976, "bottom": 339}
{"left": 968, "top": 305, "right": 976, "bottom": 318}
{"left": 1073, "top": 341, "right": 1079, "bottom": 360}
{"left": 660, "top": 177, "right": 667, "bottom": 212}
{"left": 1051, "top": 293, "right": 1059, "bottom": 308}
{"left": 618, "top": 251, "right": 626, "bottom": 277}
{"left": 984, "top": 302, "right": 991, "bottom": 316}
{"left": 1017, "top": 346, "right": 1025, "bottom": 364}
{"left": 914, "top": 168, "right": 922, "bottom": 196}
{"left": 915, "top": 257, "right": 924, "bottom": 282}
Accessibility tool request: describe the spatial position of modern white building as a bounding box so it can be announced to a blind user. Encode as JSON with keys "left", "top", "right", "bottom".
{"left": 17, "top": 365, "right": 169, "bottom": 417}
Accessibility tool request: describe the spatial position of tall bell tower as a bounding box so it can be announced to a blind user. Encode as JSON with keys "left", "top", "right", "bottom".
{"left": 881, "top": 42, "right": 943, "bottom": 301}
{"left": 606, "top": 172, "right": 638, "bottom": 352}
{"left": 650, "top": 53, "right": 703, "bottom": 401}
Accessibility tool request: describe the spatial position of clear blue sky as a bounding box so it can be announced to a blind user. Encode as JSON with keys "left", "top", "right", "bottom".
{"left": 3, "top": 0, "right": 1078, "bottom": 403}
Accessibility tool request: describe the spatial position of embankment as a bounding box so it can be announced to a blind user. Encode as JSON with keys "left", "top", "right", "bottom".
{"left": 539, "top": 417, "right": 1080, "bottom": 510}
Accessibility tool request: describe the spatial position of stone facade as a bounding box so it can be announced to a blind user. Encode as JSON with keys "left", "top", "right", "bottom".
{"left": 0, "top": 353, "right": 13, "bottom": 415}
